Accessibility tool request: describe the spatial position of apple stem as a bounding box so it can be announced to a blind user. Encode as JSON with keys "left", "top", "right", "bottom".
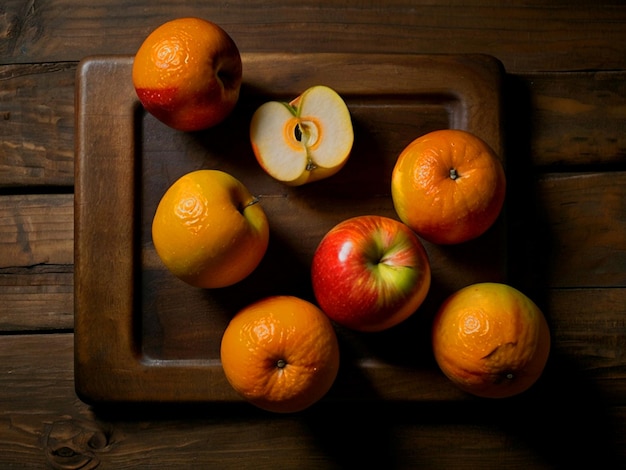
{"left": 246, "top": 196, "right": 260, "bottom": 207}
{"left": 238, "top": 197, "right": 260, "bottom": 215}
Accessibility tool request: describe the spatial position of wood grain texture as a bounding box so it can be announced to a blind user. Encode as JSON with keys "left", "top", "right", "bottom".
{"left": 523, "top": 71, "right": 626, "bottom": 168}
{"left": 1, "top": 2, "right": 625, "bottom": 467}
{"left": 547, "top": 289, "right": 626, "bottom": 405}
{"left": 2, "top": 68, "right": 625, "bottom": 187}
{"left": 0, "top": 194, "right": 73, "bottom": 268}
{"left": 0, "top": 194, "right": 73, "bottom": 332}
{"left": 1, "top": 1, "right": 626, "bottom": 72}
{"left": 506, "top": 171, "right": 626, "bottom": 291}
{"left": 0, "top": 63, "right": 75, "bottom": 187}
{"left": 536, "top": 172, "right": 626, "bottom": 288}
{"left": 0, "top": 271, "right": 73, "bottom": 331}
{"left": 0, "top": 333, "right": 624, "bottom": 468}
{"left": 0, "top": 172, "right": 624, "bottom": 334}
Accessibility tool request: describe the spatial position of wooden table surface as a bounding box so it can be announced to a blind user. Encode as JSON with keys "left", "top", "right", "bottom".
{"left": 1, "top": 1, "right": 625, "bottom": 468}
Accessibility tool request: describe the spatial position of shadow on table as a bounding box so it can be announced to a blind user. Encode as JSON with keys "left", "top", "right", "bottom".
{"left": 83, "top": 73, "right": 623, "bottom": 469}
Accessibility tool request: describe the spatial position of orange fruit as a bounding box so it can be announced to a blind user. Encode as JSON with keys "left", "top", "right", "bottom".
{"left": 151, "top": 169, "right": 269, "bottom": 288}
{"left": 220, "top": 296, "right": 340, "bottom": 413}
{"left": 391, "top": 129, "right": 506, "bottom": 244}
{"left": 132, "top": 17, "right": 242, "bottom": 131}
{"left": 432, "top": 282, "right": 551, "bottom": 398}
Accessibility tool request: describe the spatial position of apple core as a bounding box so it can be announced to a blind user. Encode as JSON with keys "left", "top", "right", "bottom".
{"left": 250, "top": 85, "right": 354, "bottom": 185}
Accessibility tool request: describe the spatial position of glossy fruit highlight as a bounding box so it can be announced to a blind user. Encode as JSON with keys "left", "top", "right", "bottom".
{"left": 151, "top": 169, "right": 269, "bottom": 288}
{"left": 432, "top": 282, "right": 551, "bottom": 398}
{"left": 391, "top": 129, "right": 506, "bottom": 244}
{"left": 133, "top": 17, "right": 242, "bottom": 131}
{"left": 311, "top": 215, "right": 431, "bottom": 332}
{"left": 220, "top": 296, "right": 340, "bottom": 413}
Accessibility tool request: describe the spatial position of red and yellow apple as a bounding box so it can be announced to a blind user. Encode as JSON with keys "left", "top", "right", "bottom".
{"left": 151, "top": 169, "right": 269, "bottom": 288}
{"left": 311, "top": 215, "right": 431, "bottom": 332}
{"left": 132, "top": 17, "right": 243, "bottom": 131}
{"left": 250, "top": 85, "right": 354, "bottom": 186}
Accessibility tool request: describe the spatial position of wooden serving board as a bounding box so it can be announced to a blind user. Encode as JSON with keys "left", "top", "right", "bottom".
{"left": 75, "top": 53, "right": 506, "bottom": 404}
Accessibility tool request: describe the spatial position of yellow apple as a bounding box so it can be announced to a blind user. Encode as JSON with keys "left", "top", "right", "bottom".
{"left": 249, "top": 85, "right": 354, "bottom": 186}
{"left": 151, "top": 169, "right": 269, "bottom": 288}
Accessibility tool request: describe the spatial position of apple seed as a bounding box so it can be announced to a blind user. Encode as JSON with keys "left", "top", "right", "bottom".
{"left": 294, "top": 123, "right": 303, "bottom": 141}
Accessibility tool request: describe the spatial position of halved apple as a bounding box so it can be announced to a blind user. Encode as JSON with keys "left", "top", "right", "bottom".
{"left": 250, "top": 85, "right": 354, "bottom": 186}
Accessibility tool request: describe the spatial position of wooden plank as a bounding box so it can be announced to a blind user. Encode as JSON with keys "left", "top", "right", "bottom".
{"left": 506, "top": 170, "right": 626, "bottom": 291}
{"left": 545, "top": 288, "right": 626, "bottom": 404}
{"left": 0, "top": 194, "right": 73, "bottom": 332}
{"left": 0, "top": 194, "right": 73, "bottom": 268}
{"left": 0, "top": 63, "right": 75, "bottom": 187}
{"left": 1, "top": 1, "right": 625, "bottom": 72}
{"left": 0, "top": 2, "right": 623, "bottom": 468}
{"left": 0, "top": 174, "right": 622, "bottom": 335}
{"left": 2, "top": 65, "right": 625, "bottom": 187}
{"left": 0, "top": 271, "right": 73, "bottom": 331}
{"left": 537, "top": 172, "right": 626, "bottom": 288}
{"left": 0, "top": 175, "right": 624, "bottom": 333}
{"left": 0, "top": 332, "right": 624, "bottom": 468}
{"left": 524, "top": 71, "right": 626, "bottom": 168}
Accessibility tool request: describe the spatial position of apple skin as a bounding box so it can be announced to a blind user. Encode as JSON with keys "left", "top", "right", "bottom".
{"left": 152, "top": 169, "right": 269, "bottom": 288}
{"left": 133, "top": 18, "right": 242, "bottom": 132}
{"left": 311, "top": 215, "right": 431, "bottom": 332}
{"left": 250, "top": 85, "right": 354, "bottom": 186}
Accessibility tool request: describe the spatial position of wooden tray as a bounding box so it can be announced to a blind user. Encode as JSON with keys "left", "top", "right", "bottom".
{"left": 74, "top": 53, "right": 506, "bottom": 405}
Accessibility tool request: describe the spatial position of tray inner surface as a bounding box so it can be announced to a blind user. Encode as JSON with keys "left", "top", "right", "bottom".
{"left": 75, "top": 53, "right": 505, "bottom": 404}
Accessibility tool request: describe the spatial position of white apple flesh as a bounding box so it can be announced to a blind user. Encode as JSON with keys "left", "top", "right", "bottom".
{"left": 311, "top": 215, "right": 431, "bottom": 332}
{"left": 250, "top": 85, "right": 354, "bottom": 186}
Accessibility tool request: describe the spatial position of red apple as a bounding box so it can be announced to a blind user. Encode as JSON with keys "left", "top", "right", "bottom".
{"left": 311, "top": 215, "right": 431, "bottom": 332}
